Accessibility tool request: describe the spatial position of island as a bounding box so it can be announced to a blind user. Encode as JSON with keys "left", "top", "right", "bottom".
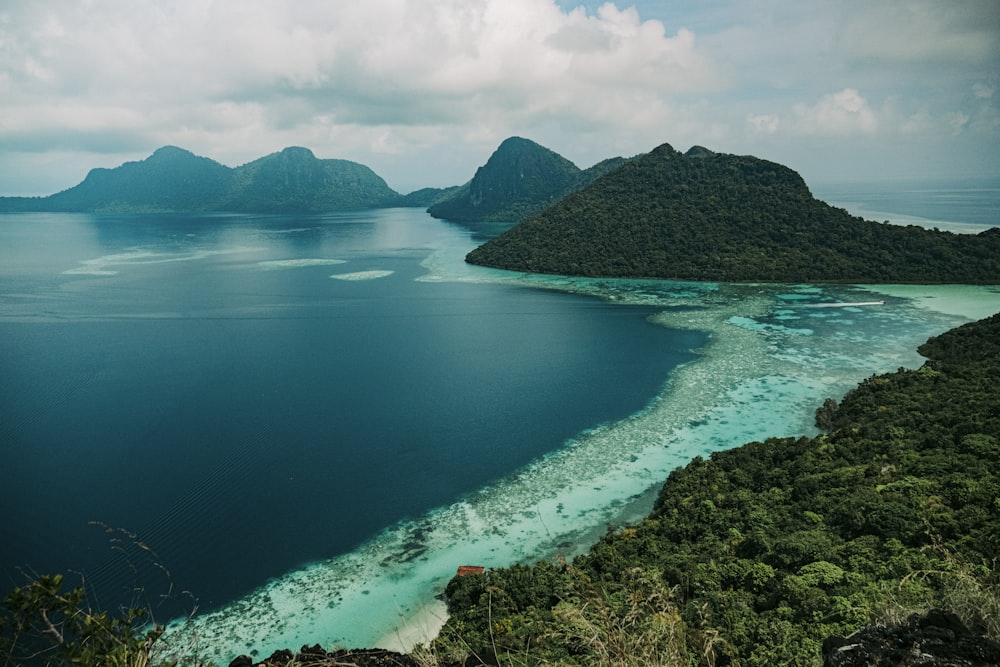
{"left": 465, "top": 143, "right": 1000, "bottom": 284}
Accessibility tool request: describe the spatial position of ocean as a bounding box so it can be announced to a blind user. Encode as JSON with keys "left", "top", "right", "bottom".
{"left": 1, "top": 183, "right": 998, "bottom": 663}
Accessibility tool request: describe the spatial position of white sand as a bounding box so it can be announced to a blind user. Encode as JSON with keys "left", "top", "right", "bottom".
{"left": 373, "top": 600, "right": 449, "bottom": 653}
{"left": 330, "top": 270, "right": 394, "bottom": 281}
{"left": 259, "top": 258, "right": 346, "bottom": 269}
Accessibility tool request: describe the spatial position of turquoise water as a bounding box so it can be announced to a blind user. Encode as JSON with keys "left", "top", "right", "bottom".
{"left": 0, "top": 210, "right": 700, "bottom": 616}
{"left": 161, "top": 215, "right": 999, "bottom": 662}
{"left": 2, "top": 199, "right": 997, "bottom": 664}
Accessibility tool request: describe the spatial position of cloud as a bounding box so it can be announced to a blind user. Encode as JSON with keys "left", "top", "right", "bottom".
{"left": 791, "top": 89, "right": 878, "bottom": 136}
{"left": 973, "top": 83, "right": 994, "bottom": 100}
{"left": 0, "top": 1, "right": 721, "bottom": 156}
{"left": 0, "top": 0, "right": 996, "bottom": 194}
{"left": 833, "top": 0, "right": 1000, "bottom": 66}
{"left": 747, "top": 114, "right": 779, "bottom": 135}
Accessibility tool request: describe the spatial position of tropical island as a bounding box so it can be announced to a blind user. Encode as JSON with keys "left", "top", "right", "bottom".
{"left": 4, "top": 138, "right": 996, "bottom": 285}
{"left": 465, "top": 143, "right": 1000, "bottom": 284}
{"left": 426, "top": 136, "right": 631, "bottom": 223}
{"left": 0, "top": 146, "right": 432, "bottom": 214}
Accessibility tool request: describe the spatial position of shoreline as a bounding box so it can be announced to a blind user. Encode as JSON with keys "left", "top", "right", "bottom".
{"left": 155, "top": 277, "right": 1000, "bottom": 665}
{"left": 373, "top": 599, "right": 449, "bottom": 653}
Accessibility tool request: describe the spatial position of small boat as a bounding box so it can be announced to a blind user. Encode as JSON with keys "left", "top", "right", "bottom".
{"left": 456, "top": 565, "right": 485, "bottom": 577}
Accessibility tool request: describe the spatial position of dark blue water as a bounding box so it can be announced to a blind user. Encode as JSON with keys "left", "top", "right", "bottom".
{"left": 0, "top": 210, "right": 704, "bottom": 614}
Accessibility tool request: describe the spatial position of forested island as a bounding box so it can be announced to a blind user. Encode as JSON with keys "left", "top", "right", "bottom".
{"left": 426, "top": 137, "right": 630, "bottom": 223}
{"left": 465, "top": 143, "right": 1000, "bottom": 284}
{"left": 0, "top": 146, "right": 406, "bottom": 213}
{"left": 3, "top": 313, "right": 998, "bottom": 666}
{"left": 6, "top": 138, "right": 999, "bottom": 286}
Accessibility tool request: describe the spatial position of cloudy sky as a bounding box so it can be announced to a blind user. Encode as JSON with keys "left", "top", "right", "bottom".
{"left": 2, "top": 0, "right": 998, "bottom": 196}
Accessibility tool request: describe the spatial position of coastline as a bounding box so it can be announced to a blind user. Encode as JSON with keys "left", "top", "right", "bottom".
{"left": 373, "top": 599, "right": 449, "bottom": 653}
{"left": 156, "top": 280, "right": 1000, "bottom": 665}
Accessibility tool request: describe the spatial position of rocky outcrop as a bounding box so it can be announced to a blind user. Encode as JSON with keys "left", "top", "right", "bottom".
{"left": 228, "top": 645, "right": 419, "bottom": 667}
{"left": 822, "top": 610, "right": 1000, "bottom": 667}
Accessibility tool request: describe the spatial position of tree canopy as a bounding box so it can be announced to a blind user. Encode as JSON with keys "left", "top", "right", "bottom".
{"left": 466, "top": 144, "right": 1000, "bottom": 284}
{"left": 434, "top": 312, "right": 1000, "bottom": 665}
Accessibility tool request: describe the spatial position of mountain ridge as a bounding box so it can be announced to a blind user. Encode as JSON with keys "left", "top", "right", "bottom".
{"left": 427, "top": 136, "right": 634, "bottom": 222}
{"left": 0, "top": 146, "right": 403, "bottom": 213}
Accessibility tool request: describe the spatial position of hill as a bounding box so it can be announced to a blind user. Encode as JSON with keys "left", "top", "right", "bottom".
{"left": 435, "top": 312, "right": 1000, "bottom": 665}
{"left": 0, "top": 146, "right": 402, "bottom": 213}
{"left": 1, "top": 147, "right": 234, "bottom": 213}
{"left": 221, "top": 147, "right": 399, "bottom": 213}
{"left": 392, "top": 185, "right": 464, "bottom": 208}
{"left": 427, "top": 136, "right": 631, "bottom": 223}
{"left": 466, "top": 143, "right": 1000, "bottom": 283}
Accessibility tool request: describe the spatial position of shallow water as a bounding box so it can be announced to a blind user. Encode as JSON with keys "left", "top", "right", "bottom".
{"left": 2, "top": 206, "right": 998, "bottom": 665}
{"left": 164, "top": 232, "right": 999, "bottom": 662}
{"left": 0, "top": 209, "right": 698, "bottom": 638}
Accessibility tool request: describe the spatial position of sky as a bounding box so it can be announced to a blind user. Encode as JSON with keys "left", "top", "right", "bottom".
{"left": 1, "top": 0, "right": 998, "bottom": 196}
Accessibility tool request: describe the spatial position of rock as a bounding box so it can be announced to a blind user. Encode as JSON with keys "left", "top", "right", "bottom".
{"left": 229, "top": 645, "right": 422, "bottom": 666}
{"left": 823, "top": 609, "right": 1000, "bottom": 666}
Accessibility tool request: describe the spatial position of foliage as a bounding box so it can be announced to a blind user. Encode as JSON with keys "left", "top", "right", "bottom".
{"left": 433, "top": 313, "right": 1000, "bottom": 665}
{"left": 466, "top": 143, "right": 1000, "bottom": 283}
{"left": 219, "top": 147, "right": 399, "bottom": 213}
{"left": 427, "top": 137, "right": 633, "bottom": 223}
{"left": 0, "top": 573, "right": 170, "bottom": 667}
{"left": 393, "top": 186, "right": 464, "bottom": 209}
{"left": 0, "top": 146, "right": 401, "bottom": 214}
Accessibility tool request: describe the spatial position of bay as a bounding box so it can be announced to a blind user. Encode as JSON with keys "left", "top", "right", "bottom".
{"left": 1, "top": 201, "right": 998, "bottom": 663}
{"left": 0, "top": 209, "right": 701, "bottom": 617}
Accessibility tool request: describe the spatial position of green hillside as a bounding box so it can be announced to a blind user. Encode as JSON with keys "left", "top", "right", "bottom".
{"left": 427, "top": 137, "right": 631, "bottom": 223}
{"left": 222, "top": 147, "right": 399, "bottom": 212}
{"left": 466, "top": 143, "right": 1000, "bottom": 283}
{"left": 0, "top": 146, "right": 402, "bottom": 213}
{"left": 434, "top": 312, "right": 1000, "bottom": 665}
{"left": 4, "top": 147, "right": 233, "bottom": 213}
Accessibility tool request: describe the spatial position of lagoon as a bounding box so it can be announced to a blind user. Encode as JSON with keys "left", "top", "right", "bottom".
{"left": 1, "top": 195, "right": 998, "bottom": 663}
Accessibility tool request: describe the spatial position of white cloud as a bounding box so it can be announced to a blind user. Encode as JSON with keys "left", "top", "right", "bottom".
{"left": 946, "top": 112, "right": 971, "bottom": 135}
{"left": 0, "top": 0, "right": 734, "bottom": 192}
{"left": 973, "top": 83, "right": 994, "bottom": 100}
{"left": 747, "top": 114, "right": 779, "bottom": 135}
{"left": 0, "top": 0, "right": 997, "bottom": 194}
{"left": 791, "top": 89, "right": 878, "bottom": 136}
{"left": 833, "top": 0, "right": 1000, "bottom": 66}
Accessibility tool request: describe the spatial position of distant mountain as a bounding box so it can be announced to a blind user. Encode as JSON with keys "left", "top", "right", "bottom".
{"left": 427, "top": 137, "right": 632, "bottom": 223}
{"left": 0, "top": 146, "right": 403, "bottom": 213}
{"left": 393, "top": 185, "right": 464, "bottom": 208}
{"left": 1, "top": 147, "right": 233, "bottom": 213}
{"left": 466, "top": 143, "right": 1000, "bottom": 284}
{"left": 222, "top": 147, "right": 398, "bottom": 212}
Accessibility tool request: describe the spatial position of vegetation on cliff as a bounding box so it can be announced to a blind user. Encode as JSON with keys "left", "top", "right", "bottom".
{"left": 465, "top": 143, "right": 1000, "bottom": 283}
{"left": 433, "top": 312, "right": 1000, "bottom": 665}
